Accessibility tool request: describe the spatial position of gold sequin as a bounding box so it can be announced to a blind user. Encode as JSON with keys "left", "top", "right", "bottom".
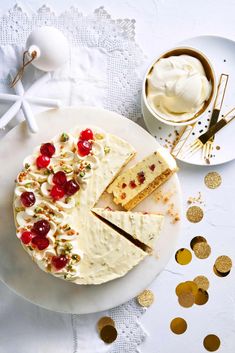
{"left": 193, "top": 242, "right": 211, "bottom": 259}
{"left": 213, "top": 265, "right": 230, "bottom": 277}
{"left": 100, "top": 325, "right": 118, "bottom": 344}
{"left": 214, "top": 255, "right": 232, "bottom": 273}
{"left": 204, "top": 172, "right": 222, "bottom": 189}
{"left": 203, "top": 334, "right": 221, "bottom": 351}
{"left": 137, "top": 289, "right": 154, "bottom": 307}
{"left": 190, "top": 236, "right": 207, "bottom": 250}
{"left": 186, "top": 206, "right": 204, "bottom": 223}
{"left": 170, "top": 317, "right": 187, "bottom": 334}
{"left": 193, "top": 275, "right": 210, "bottom": 291}
{"left": 175, "top": 248, "right": 192, "bottom": 265}
{"left": 178, "top": 291, "right": 195, "bottom": 308}
{"left": 97, "top": 317, "right": 115, "bottom": 332}
{"left": 195, "top": 288, "right": 209, "bottom": 305}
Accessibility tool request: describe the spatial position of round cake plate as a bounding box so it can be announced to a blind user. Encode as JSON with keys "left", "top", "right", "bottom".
{"left": 142, "top": 35, "right": 235, "bottom": 166}
{"left": 0, "top": 107, "right": 182, "bottom": 314}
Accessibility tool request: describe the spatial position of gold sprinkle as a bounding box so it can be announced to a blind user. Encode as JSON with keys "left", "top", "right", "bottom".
{"left": 203, "top": 334, "right": 221, "bottom": 351}
{"left": 216, "top": 145, "right": 220, "bottom": 150}
{"left": 100, "top": 325, "right": 118, "bottom": 344}
{"left": 175, "top": 248, "right": 192, "bottom": 265}
{"left": 195, "top": 288, "right": 209, "bottom": 305}
{"left": 193, "top": 242, "right": 211, "bottom": 259}
{"left": 178, "top": 291, "right": 194, "bottom": 308}
{"left": 190, "top": 236, "right": 207, "bottom": 250}
{"left": 137, "top": 289, "right": 154, "bottom": 307}
{"left": 204, "top": 172, "right": 222, "bottom": 189}
{"left": 193, "top": 275, "right": 210, "bottom": 291}
{"left": 214, "top": 255, "right": 232, "bottom": 273}
{"left": 97, "top": 317, "right": 115, "bottom": 332}
{"left": 170, "top": 317, "right": 187, "bottom": 334}
{"left": 186, "top": 206, "right": 204, "bottom": 223}
{"left": 213, "top": 265, "right": 230, "bottom": 277}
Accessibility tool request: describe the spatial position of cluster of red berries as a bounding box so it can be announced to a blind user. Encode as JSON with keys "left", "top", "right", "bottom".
{"left": 77, "top": 128, "right": 94, "bottom": 156}
{"left": 50, "top": 171, "right": 80, "bottom": 200}
{"left": 21, "top": 219, "right": 68, "bottom": 270}
{"left": 36, "top": 142, "right": 56, "bottom": 169}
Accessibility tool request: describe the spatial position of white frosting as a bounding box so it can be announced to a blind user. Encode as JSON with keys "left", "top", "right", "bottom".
{"left": 147, "top": 55, "right": 212, "bottom": 122}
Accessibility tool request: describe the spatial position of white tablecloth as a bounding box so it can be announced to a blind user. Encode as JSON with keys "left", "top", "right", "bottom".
{"left": 0, "top": 1, "right": 235, "bottom": 352}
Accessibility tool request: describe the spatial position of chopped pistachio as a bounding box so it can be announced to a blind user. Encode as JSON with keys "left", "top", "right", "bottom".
{"left": 15, "top": 207, "right": 24, "bottom": 212}
{"left": 35, "top": 206, "right": 43, "bottom": 213}
{"left": 65, "top": 196, "right": 72, "bottom": 204}
{"left": 25, "top": 183, "right": 33, "bottom": 189}
{"left": 44, "top": 169, "right": 51, "bottom": 175}
{"left": 71, "top": 254, "right": 80, "bottom": 262}
{"left": 79, "top": 171, "right": 85, "bottom": 178}
{"left": 28, "top": 246, "right": 34, "bottom": 251}
{"left": 95, "top": 133, "right": 104, "bottom": 140}
{"left": 62, "top": 165, "right": 73, "bottom": 173}
{"left": 85, "top": 163, "right": 91, "bottom": 170}
{"left": 24, "top": 163, "right": 30, "bottom": 169}
{"left": 60, "top": 132, "right": 69, "bottom": 142}
{"left": 104, "top": 146, "right": 110, "bottom": 154}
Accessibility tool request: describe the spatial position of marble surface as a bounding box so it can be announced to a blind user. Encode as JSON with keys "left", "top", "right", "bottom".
{"left": 0, "top": 0, "right": 234, "bottom": 352}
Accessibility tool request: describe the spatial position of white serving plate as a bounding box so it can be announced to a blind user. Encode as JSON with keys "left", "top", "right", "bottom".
{"left": 142, "top": 35, "right": 235, "bottom": 166}
{"left": 0, "top": 107, "right": 182, "bottom": 314}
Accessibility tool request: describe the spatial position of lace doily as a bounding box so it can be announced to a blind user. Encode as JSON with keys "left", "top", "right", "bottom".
{"left": 0, "top": 5, "right": 147, "bottom": 353}
{"left": 0, "top": 4, "right": 145, "bottom": 123}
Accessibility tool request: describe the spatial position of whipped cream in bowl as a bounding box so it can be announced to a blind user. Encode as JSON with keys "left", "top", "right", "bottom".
{"left": 143, "top": 47, "right": 216, "bottom": 126}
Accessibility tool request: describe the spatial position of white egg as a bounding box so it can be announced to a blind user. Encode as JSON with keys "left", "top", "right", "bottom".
{"left": 26, "top": 26, "right": 69, "bottom": 72}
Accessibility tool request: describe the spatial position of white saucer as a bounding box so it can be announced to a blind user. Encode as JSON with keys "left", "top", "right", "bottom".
{"left": 0, "top": 107, "right": 182, "bottom": 314}
{"left": 142, "top": 35, "right": 235, "bottom": 166}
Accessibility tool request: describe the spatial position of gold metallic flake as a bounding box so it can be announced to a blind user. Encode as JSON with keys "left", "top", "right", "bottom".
{"left": 193, "top": 275, "right": 209, "bottom": 291}
{"left": 214, "top": 255, "right": 232, "bottom": 273}
{"left": 204, "top": 172, "right": 222, "bottom": 189}
{"left": 100, "top": 325, "right": 118, "bottom": 344}
{"left": 97, "top": 316, "right": 115, "bottom": 332}
{"left": 193, "top": 242, "right": 211, "bottom": 259}
{"left": 186, "top": 206, "right": 204, "bottom": 223}
{"left": 137, "top": 289, "right": 154, "bottom": 307}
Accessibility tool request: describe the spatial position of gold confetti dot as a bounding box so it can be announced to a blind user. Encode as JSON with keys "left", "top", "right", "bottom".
{"left": 178, "top": 291, "right": 195, "bottom": 308}
{"left": 193, "top": 275, "right": 210, "bottom": 291}
{"left": 195, "top": 288, "right": 209, "bottom": 305}
{"left": 100, "top": 325, "right": 118, "bottom": 344}
{"left": 204, "top": 172, "right": 222, "bottom": 189}
{"left": 203, "top": 334, "right": 221, "bottom": 351}
{"left": 175, "top": 248, "right": 192, "bottom": 265}
{"left": 216, "top": 145, "right": 220, "bottom": 150}
{"left": 175, "top": 281, "right": 198, "bottom": 297}
{"left": 214, "top": 255, "right": 232, "bottom": 273}
{"left": 186, "top": 206, "right": 204, "bottom": 223}
{"left": 97, "top": 317, "right": 115, "bottom": 332}
{"left": 193, "top": 242, "right": 211, "bottom": 259}
{"left": 190, "top": 236, "right": 207, "bottom": 250}
{"left": 170, "top": 317, "right": 187, "bottom": 334}
{"left": 137, "top": 289, "right": 154, "bottom": 307}
{"left": 213, "top": 265, "right": 230, "bottom": 277}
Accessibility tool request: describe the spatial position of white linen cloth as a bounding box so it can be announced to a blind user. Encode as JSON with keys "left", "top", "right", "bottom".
{"left": 0, "top": 5, "right": 147, "bottom": 353}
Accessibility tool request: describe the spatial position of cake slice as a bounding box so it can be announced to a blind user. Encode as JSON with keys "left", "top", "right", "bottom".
{"left": 107, "top": 147, "right": 178, "bottom": 210}
{"left": 92, "top": 207, "right": 164, "bottom": 249}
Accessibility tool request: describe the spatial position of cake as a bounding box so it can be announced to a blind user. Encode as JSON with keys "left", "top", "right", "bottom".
{"left": 107, "top": 147, "right": 178, "bottom": 210}
{"left": 92, "top": 208, "right": 164, "bottom": 249}
{"left": 13, "top": 126, "right": 164, "bottom": 285}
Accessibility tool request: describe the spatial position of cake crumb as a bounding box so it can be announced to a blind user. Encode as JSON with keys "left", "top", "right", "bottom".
{"left": 187, "top": 192, "right": 204, "bottom": 205}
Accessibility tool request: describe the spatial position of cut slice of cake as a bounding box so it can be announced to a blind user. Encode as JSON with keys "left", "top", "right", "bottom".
{"left": 107, "top": 147, "right": 178, "bottom": 210}
{"left": 92, "top": 207, "right": 164, "bottom": 249}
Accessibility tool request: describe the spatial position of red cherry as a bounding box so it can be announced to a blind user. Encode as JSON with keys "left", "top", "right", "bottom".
{"left": 52, "top": 171, "right": 67, "bottom": 187}
{"left": 51, "top": 255, "right": 68, "bottom": 270}
{"left": 40, "top": 143, "right": 56, "bottom": 158}
{"left": 64, "top": 179, "right": 80, "bottom": 196}
{"left": 50, "top": 185, "right": 65, "bottom": 200}
{"left": 36, "top": 155, "right": 50, "bottom": 169}
{"left": 80, "top": 128, "right": 94, "bottom": 141}
{"left": 77, "top": 140, "right": 92, "bottom": 156}
{"left": 20, "top": 191, "right": 36, "bottom": 207}
{"left": 32, "top": 219, "right": 50, "bottom": 237}
{"left": 21, "top": 231, "right": 33, "bottom": 244}
{"left": 32, "top": 236, "right": 49, "bottom": 250}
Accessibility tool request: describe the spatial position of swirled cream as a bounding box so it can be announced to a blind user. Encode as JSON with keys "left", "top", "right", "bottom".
{"left": 147, "top": 55, "right": 212, "bottom": 122}
{"left": 14, "top": 126, "right": 152, "bottom": 284}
